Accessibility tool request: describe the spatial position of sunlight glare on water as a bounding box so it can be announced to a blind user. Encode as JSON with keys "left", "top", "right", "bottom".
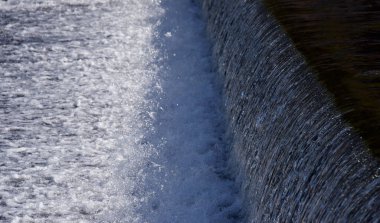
{"left": 0, "top": 0, "right": 241, "bottom": 222}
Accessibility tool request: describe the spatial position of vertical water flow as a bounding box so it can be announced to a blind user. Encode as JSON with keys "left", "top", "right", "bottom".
{"left": 200, "top": 0, "right": 380, "bottom": 222}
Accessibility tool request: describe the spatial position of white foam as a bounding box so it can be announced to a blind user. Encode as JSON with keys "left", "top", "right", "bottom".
{"left": 0, "top": 0, "right": 241, "bottom": 222}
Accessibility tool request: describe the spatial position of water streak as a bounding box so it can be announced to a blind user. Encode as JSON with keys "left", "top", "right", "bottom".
{"left": 264, "top": 0, "right": 380, "bottom": 157}
{"left": 200, "top": 0, "right": 380, "bottom": 221}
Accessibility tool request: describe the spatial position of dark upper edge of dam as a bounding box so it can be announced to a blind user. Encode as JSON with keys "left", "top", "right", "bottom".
{"left": 198, "top": 0, "right": 380, "bottom": 222}
{"left": 264, "top": 0, "right": 380, "bottom": 158}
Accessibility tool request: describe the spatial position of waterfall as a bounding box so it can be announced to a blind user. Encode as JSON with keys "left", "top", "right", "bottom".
{"left": 199, "top": 0, "right": 380, "bottom": 222}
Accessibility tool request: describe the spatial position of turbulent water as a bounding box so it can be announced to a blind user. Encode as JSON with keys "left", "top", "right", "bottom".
{"left": 0, "top": 0, "right": 241, "bottom": 222}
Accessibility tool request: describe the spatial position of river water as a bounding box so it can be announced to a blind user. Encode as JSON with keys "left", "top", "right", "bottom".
{"left": 264, "top": 0, "right": 380, "bottom": 157}
{"left": 199, "top": 0, "right": 380, "bottom": 221}
{"left": 0, "top": 0, "right": 241, "bottom": 222}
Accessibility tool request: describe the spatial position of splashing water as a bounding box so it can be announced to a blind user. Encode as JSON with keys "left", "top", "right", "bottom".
{"left": 0, "top": 0, "right": 241, "bottom": 222}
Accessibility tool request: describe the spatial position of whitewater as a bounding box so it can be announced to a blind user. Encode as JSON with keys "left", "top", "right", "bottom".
{"left": 0, "top": 0, "right": 241, "bottom": 222}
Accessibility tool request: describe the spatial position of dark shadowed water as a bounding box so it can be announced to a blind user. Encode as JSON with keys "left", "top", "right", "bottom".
{"left": 264, "top": 0, "right": 380, "bottom": 157}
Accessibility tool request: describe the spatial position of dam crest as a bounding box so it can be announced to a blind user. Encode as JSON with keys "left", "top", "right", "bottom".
{"left": 199, "top": 0, "right": 380, "bottom": 222}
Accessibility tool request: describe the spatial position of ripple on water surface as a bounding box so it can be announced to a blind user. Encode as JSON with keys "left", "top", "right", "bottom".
{"left": 0, "top": 0, "right": 241, "bottom": 222}
{"left": 0, "top": 1, "right": 162, "bottom": 221}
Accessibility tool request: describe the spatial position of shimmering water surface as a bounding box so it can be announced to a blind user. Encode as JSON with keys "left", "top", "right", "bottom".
{"left": 264, "top": 0, "right": 380, "bottom": 157}
{"left": 0, "top": 0, "right": 241, "bottom": 222}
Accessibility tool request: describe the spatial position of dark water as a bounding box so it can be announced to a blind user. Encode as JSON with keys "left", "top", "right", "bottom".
{"left": 264, "top": 0, "right": 380, "bottom": 157}
{"left": 200, "top": 0, "right": 380, "bottom": 222}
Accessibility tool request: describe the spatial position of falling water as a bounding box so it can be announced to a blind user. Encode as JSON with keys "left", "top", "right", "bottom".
{"left": 200, "top": 0, "right": 380, "bottom": 222}
{"left": 264, "top": 0, "right": 380, "bottom": 157}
